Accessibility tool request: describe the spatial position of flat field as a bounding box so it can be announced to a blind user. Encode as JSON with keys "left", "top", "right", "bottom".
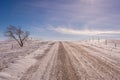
{"left": 0, "top": 40, "right": 120, "bottom": 80}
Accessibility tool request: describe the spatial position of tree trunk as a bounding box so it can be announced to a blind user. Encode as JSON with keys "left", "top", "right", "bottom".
{"left": 20, "top": 41, "right": 23, "bottom": 47}
{"left": 17, "top": 40, "right": 23, "bottom": 47}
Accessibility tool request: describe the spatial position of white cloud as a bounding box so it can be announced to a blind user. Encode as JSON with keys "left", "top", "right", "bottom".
{"left": 51, "top": 27, "right": 120, "bottom": 36}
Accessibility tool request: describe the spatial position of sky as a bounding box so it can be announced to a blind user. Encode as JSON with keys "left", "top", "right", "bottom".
{"left": 0, "top": 0, "right": 120, "bottom": 40}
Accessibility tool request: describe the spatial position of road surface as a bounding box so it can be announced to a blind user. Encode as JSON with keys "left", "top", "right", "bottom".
{"left": 0, "top": 41, "right": 120, "bottom": 80}
{"left": 20, "top": 41, "right": 120, "bottom": 80}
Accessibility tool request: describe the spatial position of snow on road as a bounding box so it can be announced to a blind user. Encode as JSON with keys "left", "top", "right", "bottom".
{"left": 64, "top": 42, "right": 120, "bottom": 80}
{"left": 0, "top": 40, "right": 120, "bottom": 80}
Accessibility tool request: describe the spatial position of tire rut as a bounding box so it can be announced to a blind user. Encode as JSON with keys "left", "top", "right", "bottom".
{"left": 20, "top": 42, "right": 55, "bottom": 80}
{"left": 67, "top": 42, "right": 120, "bottom": 80}
{"left": 63, "top": 42, "right": 104, "bottom": 80}
{"left": 56, "top": 42, "right": 79, "bottom": 80}
{"left": 82, "top": 44, "right": 120, "bottom": 64}
{"left": 18, "top": 41, "right": 120, "bottom": 80}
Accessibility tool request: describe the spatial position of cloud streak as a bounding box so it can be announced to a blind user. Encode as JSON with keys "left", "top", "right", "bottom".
{"left": 12, "top": 0, "right": 120, "bottom": 39}
{"left": 51, "top": 27, "right": 120, "bottom": 36}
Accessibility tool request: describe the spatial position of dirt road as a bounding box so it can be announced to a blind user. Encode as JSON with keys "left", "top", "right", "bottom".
{"left": 1, "top": 41, "right": 120, "bottom": 80}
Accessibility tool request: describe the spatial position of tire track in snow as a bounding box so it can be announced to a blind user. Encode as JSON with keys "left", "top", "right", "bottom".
{"left": 80, "top": 44, "right": 120, "bottom": 73}
{"left": 40, "top": 42, "right": 59, "bottom": 80}
{"left": 55, "top": 42, "right": 79, "bottom": 80}
{"left": 21, "top": 42, "right": 79, "bottom": 80}
{"left": 66, "top": 42, "right": 120, "bottom": 80}
{"left": 20, "top": 42, "right": 56, "bottom": 80}
{"left": 63, "top": 42, "right": 104, "bottom": 80}
{"left": 8, "top": 41, "right": 120, "bottom": 80}
{"left": 82, "top": 44, "right": 120, "bottom": 61}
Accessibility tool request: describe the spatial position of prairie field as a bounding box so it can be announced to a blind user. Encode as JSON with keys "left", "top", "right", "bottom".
{"left": 0, "top": 40, "right": 120, "bottom": 80}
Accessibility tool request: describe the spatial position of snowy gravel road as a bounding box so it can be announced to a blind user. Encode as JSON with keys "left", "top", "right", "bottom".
{"left": 0, "top": 41, "right": 120, "bottom": 80}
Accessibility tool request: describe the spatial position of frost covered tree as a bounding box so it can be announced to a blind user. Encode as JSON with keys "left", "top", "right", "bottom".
{"left": 4, "top": 25, "right": 30, "bottom": 47}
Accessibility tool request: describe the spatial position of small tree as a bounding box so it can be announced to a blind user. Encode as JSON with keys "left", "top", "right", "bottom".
{"left": 4, "top": 25, "right": 30, "bottom": 47}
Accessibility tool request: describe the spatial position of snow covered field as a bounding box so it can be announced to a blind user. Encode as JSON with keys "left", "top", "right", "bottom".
{"left": 0, "top": 40, "right": 120, "bottom": 80}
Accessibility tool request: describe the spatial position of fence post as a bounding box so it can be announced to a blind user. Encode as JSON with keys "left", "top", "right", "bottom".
{"left": 11, "top": 44, "right": 13, "bottom": 49}
{"left": 115, "top": 43, "right": 116, "bottom": 48}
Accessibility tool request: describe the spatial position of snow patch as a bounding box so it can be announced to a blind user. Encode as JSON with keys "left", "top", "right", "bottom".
{"left": 0, "top": 57, "right": 37, "bottom": 80}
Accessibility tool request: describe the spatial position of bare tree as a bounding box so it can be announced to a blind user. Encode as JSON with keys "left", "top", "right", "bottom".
{"left": 4, "top": 25, "right": 30, "bottom": 47}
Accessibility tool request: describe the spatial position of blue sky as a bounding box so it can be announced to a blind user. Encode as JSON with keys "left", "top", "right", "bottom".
{"left": 0, "top": 0, "right": 120, "bottom": 40}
